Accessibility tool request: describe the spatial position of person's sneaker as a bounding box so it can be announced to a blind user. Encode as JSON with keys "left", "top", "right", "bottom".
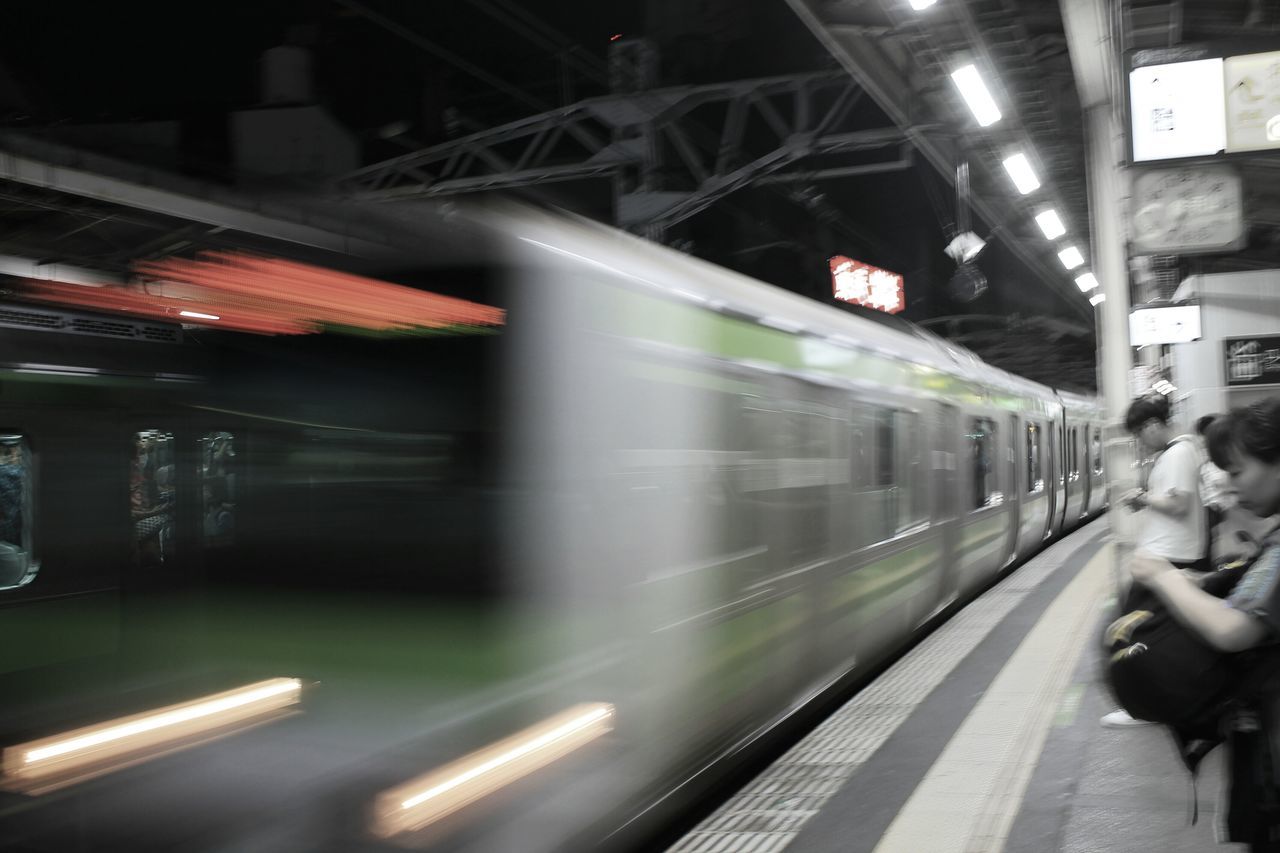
{"left": 1101, "top": 709, "right": 1152, "bottom": 728}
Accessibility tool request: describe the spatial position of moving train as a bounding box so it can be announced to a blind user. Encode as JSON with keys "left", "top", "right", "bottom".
{"left": 0, "top": 201, "right": 1104, "bottom": 852}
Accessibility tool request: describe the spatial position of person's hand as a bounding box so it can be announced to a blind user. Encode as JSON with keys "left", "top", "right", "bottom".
{"left": 1121, "top": 488, "right": 1148, "bottom": 510}
{"left": 1130, "top": 550, "right": 1174, "bottom": 585}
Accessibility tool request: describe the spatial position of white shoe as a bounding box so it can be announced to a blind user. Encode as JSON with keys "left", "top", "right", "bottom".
{"left": 1101, "top": 709, "right": 1152, "bottom": 728}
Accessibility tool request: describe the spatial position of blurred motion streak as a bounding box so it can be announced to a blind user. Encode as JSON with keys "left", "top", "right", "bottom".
{"left": 2, "top": 678, "right": 302, "bottom": 794}
{"left": 370, "top": 703, "right": 615, "bottom": 840}
{"left": 12, "top": 251, "right": 504, "bottom": 336}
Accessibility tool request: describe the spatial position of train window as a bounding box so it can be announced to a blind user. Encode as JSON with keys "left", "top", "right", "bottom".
{"left": 132, "top": 430, "right": 176, "bottom": 567}
{"left": 873, "top": 408, "right": 894, "bottom": 487}
{"left": 200, "top": 432, "right": 236, "bottom": 547}
{"left": 853, "top": 405, "right": 928, "bottom": 542}
{"left": 1092, "top": 428, "right": 1104, "bottom": 475}
{"left": 1026, "top": 422, "right": 1044, "bottom": 494}
{"left": 969, "top": 418, "right": 1000, "bottom": 510}
{"left": 897, "top": 410, "right": 929, "bottom": 531}
{"left": 0, "top": 434, "right": 37, "bottom": 590}
{"left": 853, "top": 405, "right": 892, "bottom": 544}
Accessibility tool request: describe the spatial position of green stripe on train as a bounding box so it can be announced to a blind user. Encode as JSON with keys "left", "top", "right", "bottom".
{"left": 608, "top": 287, "right": 1035, "bottom": 411}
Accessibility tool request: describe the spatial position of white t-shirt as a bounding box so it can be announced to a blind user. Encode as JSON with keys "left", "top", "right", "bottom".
{"left": 1139, "top": 437, "right": 1207, "bottom": 563}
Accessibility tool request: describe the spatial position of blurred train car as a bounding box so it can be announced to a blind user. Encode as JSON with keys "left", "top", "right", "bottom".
{"left": 0, "top": 202, "right": 1104, "bottom": 852}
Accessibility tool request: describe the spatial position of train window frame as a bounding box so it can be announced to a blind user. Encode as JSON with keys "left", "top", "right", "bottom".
{"left": 1026, "top": 421, "right": 1044, "bottom": 495}
{"left": 896, "top": 409, "right": 930, "bottom": 534}
{"left": 969, "top": 417, "right": 1002, "bottom": 511}
{"left": 0, "top": 433, "right": 38, "bottom": 590}
{"left": 1092, "top": 427, "right": 1104, "bottom": 476}
{"left": 852, "top": 402, "right": 931, "bottom": 545}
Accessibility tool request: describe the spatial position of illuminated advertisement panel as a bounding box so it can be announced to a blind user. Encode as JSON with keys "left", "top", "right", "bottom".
{"left": 1225, "top": 51, "right": 1280, "bottom": 153}
{"left": 830, "top": 256, "right": 904, "bottom": 314}
{"left": 1130, "top": 58, "right": 1226, "bottom": 161}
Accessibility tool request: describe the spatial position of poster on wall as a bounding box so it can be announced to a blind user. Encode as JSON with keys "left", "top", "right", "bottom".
{"left": 1224, "top": 50, "right": 1280, "bottom": 153}
{"left": 1129, "top": 57, "right": 1227, "bottom": 161}
{"left": 1224, "top": 336, "right": 1280, "bottom": 387}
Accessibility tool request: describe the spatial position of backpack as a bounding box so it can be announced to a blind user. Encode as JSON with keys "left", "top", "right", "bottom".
{"left": 1104, "top": 560, "right": 1250, "bottom": 735}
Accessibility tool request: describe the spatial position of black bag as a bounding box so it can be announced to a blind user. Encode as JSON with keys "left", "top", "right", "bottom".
{"left": 1104, "top": 561, "right": 1250, "bottom": 734}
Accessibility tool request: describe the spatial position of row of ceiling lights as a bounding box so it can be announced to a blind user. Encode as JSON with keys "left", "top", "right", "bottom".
{"left": 912, "top": 0, "right": 1106, "bottom": 308}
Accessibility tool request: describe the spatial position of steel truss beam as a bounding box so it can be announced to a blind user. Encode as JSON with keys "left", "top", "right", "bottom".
{"left": 337, "top": 72, "right": 914, "bottom": 229}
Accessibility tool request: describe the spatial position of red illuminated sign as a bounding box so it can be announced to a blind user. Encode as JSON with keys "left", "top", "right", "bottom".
{"left": 830, "top": 256, "right": 904, "bottom": 314}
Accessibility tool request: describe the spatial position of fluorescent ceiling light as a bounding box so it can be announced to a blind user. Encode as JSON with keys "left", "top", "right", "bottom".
{"left": 1002, "top": 153, "right": 1040, "bottom": 194}
{"left": 950, "top": 64, "right": 1002, "bottom": 127}
{"left": 179, "top": 310, "right": 220, "bottom": 321}
{"left": 1090, "top": 293, "right": 1106, "bottom": 306}
{"left": 1075, "top": 272, "right": 1100, "bottom": 292}
{"left": 909, "top": 0, "right": 937, "bottom": 9}
{"left": 1058, "top": 246, "right": 1085, "bottom": 270}
{"left": 1035, "top": 209, "right": 1066, "bottom": 240}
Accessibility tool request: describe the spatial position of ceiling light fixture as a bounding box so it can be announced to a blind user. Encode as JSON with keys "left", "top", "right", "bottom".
{"left": 950, "top": 64, "right": 1002, "bottom": 127}
{"left": 1002, "top": 153, "right": 1040, "bottom": 194}
{"left": 1035, "top": 210, "right": 1066, "bottom": 240}
{"left": 1057, "top": 246, "right": 1085, "bottom": 270}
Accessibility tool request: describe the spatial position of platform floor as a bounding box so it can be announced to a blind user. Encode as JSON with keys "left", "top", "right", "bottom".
{"left": 670, "top": 520, "right": 1245, "bottom": 853}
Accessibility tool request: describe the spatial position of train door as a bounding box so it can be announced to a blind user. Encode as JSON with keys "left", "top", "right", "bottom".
{"left": 1082, "top": 423, "right": 1093, "bottom": 516}
{"left": 1043, "top": 423, "right": 1058, "bottom": 540}
{"left": 1055, "top": 420, "right": 1068, "bottom": 533}
{"left": 932, "top": 402, "right": 961, "bottom": 608}
{"left": 1003, "top": 413, "right": 1021, "bottom": 566}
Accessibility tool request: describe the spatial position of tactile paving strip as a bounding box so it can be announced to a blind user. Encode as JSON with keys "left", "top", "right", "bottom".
{"left": 668, "top": 524, "right": 1108, "bottom": 853}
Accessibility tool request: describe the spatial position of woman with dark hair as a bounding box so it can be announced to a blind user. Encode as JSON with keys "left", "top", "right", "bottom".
{"left": 1130, "top": 397, "right": 1280, "bottom": 851}
{"left": 1132, "top": 399, "right": 1280, "bottom": 651}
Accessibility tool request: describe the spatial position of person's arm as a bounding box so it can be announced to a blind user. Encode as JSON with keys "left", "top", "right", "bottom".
{"left": 1129, "top": 488, "right": 1193, "bottom": 517}
{"left": 1131, "top": 552, "right": 1269, "bottom": 651}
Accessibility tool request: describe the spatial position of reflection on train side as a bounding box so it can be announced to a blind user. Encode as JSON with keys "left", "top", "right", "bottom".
{"left": 132, "top": 430, "right": 175, "bottom": 567}
{"left": 0, "top": 433, "right": 35, "bottom": 589}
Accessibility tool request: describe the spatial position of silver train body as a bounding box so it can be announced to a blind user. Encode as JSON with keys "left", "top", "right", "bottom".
{"left": 499, "top": 205, "right": 1106, "bottom": 846}
{"left": 0, "top": 201, "right": 1105, "bottom": 851}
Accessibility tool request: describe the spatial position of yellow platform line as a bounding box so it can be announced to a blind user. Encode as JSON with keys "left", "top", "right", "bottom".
{"left": 872, "top": 542, "right": 1113, "bottom": 853}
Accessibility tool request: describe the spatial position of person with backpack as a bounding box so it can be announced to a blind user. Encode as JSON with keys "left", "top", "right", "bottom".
{"left": 1124, "top": 399, "right": 1280, "bottom": 850}
{"left": 1102, "top": 394, "right": 1211, "bottom": 728}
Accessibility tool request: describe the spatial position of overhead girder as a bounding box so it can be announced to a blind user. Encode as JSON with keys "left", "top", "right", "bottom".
{"left": 336, "top": 71, "right": 917, "bottom": 231}
{"left": 0, "top": 134, "right": 417, "bottom": 261}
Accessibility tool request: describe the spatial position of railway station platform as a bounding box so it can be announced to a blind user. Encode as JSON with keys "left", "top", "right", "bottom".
{"left": 670, "top": 520, "right": 1243, "bottom": 853}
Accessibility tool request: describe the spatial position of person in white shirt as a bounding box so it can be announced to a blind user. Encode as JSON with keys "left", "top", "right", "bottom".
{"left": 1102, "top": 395, "right": 1209, "bottom": 728}
{"left": 1121, "top": 396, "right": 1209, "bottom": 571}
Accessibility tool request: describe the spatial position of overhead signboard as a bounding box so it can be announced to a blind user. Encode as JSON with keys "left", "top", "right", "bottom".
{"left": 1225, "top": 336, "right": 1280, "bottom": 387}
{"left": 1129, "top": 305, "right": 1203, "bottom": 346}
{"left": 1224, "top": 51, "right": 1280, "bottom": 153}
{"left": 830, "top": 256, "right": 904, "bottom": 314}
{"left": 1130, "top": 58, "right": 1227, "bottom": 162}
{"left": 1130, "top": 164, "right": 1245, "bottom": 255}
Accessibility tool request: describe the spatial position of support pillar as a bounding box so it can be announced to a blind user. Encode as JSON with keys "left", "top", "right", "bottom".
{"left": 1084, "top": 103, "right": 1139, "bottom": 546}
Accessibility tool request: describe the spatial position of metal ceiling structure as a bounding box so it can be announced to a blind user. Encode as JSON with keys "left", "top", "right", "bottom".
{"left": 0, "top": 0, "right": 1274, "bottom": 393}
{"left": 337, "top": 71, "right": 915, "bottom": 242}
{"left": 783, "top": 0, "right": 1280, "bottom": 374}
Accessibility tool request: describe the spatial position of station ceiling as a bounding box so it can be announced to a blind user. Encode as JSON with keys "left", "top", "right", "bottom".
{"left": 0, "top": 1, "right": 1275, "bottom": 392}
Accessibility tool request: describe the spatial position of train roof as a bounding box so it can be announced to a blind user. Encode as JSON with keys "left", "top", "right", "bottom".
{"left": 469, "top": 200, "right": 1095, "bottom": 412}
